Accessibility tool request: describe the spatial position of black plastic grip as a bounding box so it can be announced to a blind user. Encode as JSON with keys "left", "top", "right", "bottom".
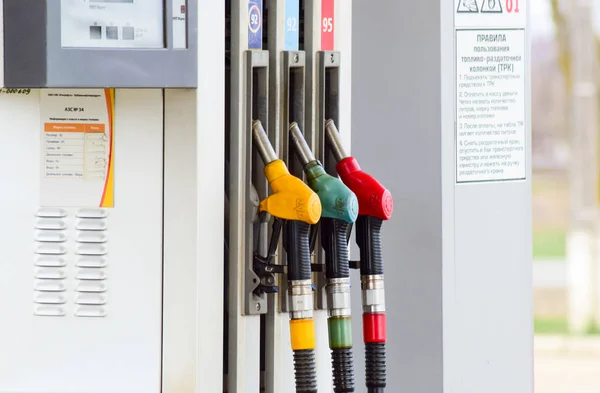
{"left": 284, "top": 221, "right": 312, "bottom": 281}
{"left": 331, "top": 347, "right": 355, "bottom": 392}
{"left": 293, "top": 349, "right": 318, "bottom": 393}
{"left": 355, "top": 216, "right": 384, "bottom": 276}
{"left": 321, "top": 218, "right": 351, "bottom": 279}
{"left": 365, "top": 343, "right": 386, "bottom": 391}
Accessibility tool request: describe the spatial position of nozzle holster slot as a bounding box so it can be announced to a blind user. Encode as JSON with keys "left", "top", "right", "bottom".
{"left": 317, "top": 50, "right": 341, "bottom": 177}
{"left": 313, "top": 50, "right": 341, "bottom": 310}
{"left": 279, "top": 51, "right": 308, "bottom": 313}
{"left": 243, "top": 50, "right": 270, "bottom": 315}
{"left": 282, "top": 51, "right": 307, "bottom": 177}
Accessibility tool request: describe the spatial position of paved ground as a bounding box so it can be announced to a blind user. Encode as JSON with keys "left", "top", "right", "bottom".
{"left": 535, "top": 336, "right": 600, "bottom": 393}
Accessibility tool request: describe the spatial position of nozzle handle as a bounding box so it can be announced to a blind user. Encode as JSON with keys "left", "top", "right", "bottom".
{"left": 356, "top": 216, "right": 384, "bottom": 276}
{"left": 284, "top": 221, "right": 312, "bottom": 281}
{"left": 321, "top": 218, "right": 351, "bottom": 279}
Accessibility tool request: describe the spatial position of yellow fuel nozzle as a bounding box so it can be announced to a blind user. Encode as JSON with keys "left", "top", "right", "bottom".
{"left": 252, "top": 120, "right": 322, "bottom": 224}
{"left": 260, "top": 159, "right": 322, "bottom": 224}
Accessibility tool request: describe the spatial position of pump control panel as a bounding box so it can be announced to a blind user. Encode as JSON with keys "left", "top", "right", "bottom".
{"left": 2, "top": 0, "right": 197, "bottom": 88}
{"left": 61, "top": 0, "right": 165, "bottom": 49}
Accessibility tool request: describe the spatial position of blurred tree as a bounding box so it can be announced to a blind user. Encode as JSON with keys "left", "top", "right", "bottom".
{"left": 550, "top": 0, "right": 600, "bottom": 334}
{"left": 550, "top": 0, "right": 572, "bottom": 93}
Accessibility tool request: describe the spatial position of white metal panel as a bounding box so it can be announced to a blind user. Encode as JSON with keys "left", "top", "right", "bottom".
{"left": 191, "top": 10, "right": 226, "bottom": 378}
{"left": 352, "top": 1, "right": 533, "bottom": 392}
{"left": 162, "top": 89, "right": 201, "bottom": 393}
{"left": 162, "top": 91, "right": 225, "bottom": 393}
{"left": 0, "top": 0, "right": 4, "bottom": 87}
{"left": 441, "top": 0, "right": 459, "bottom": 390}
{"left": 229, "top": 1, "right": 262, "bottom": 392}
{"left": 161, "top": 2, "right": 224, "bottom": 392}
{"left": 0, "top": 89, "right": 164, "bottom": 393}
{"left": 336, "top": 0, "right": 352, "bottom": 150}
{"left": 162, "top": 2, "right": 225, "bottom": 393}
{"left": 451, "top": 0, "right": 533, "bottom": 391}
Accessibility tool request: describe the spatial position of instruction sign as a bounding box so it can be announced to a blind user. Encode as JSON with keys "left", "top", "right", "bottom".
{"left": 456, "top": 30, "right": 526, "bottom": 182}
{"left": 40, "top": 89, "right": 115, "bottom": 208}
{"left": 455, "top": 0, "right": 527, "bottom": 183}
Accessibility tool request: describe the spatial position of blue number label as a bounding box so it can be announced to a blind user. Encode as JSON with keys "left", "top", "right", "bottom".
{"left": 248, "top": 1, "right": 263, "bottom": 49}
{"left": 283, "top": 0, "right": 299, "bottom": 51}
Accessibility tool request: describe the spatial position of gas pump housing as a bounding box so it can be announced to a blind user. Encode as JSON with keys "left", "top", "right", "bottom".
{"left": 2, "top": 0, "right": 198, "bottom": 88}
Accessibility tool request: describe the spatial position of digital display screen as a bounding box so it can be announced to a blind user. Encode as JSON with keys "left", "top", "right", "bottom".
{"left": 61, "top": 0, "right": 164, "bottom": 49}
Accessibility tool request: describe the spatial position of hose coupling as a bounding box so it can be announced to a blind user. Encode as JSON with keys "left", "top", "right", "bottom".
{"left": 289, "top": 279, "right": 314, "bottom": 319}
{"left": 326, "top": 277, "right": 352, "bottom": 318}
{"left": 361, "top": 275, "right": 385, "bottom": 313}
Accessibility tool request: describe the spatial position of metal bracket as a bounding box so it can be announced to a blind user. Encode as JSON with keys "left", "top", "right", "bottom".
{"left": 244, "top": 50, "right": 270, "bottom": 315}
{"left": 314, "top": 50, "right": 341, "bottom": 310}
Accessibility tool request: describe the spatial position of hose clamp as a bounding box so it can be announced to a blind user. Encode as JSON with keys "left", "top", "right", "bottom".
{"left": 326, "top": 277, "right": 352, "bottom": 317}
{"left": 361, "top": 274, "right": 385, "bottom": 313}
{"left": 289, "top": 279, "right": 314, "bottom": 319}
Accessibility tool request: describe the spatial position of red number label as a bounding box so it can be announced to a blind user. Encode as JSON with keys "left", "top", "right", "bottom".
{"left": 505, "top": 0, "right": 520, "bottom": 13}
{"left": 321, "top": 0, "right": 334, "bottom": 50}
{"left": 322, "top": 17, "right": 333, "bottom": 33}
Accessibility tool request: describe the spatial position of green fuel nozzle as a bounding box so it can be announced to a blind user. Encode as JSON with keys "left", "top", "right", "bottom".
{"left": 289, "top": 122, "right": 358, "bottom": 224}
{"left": 289, "top": 121, "right": 358, "bottom": 393}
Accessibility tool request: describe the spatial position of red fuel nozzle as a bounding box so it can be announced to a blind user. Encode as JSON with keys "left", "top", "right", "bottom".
{"left": 325, "top": 119, "right": 390, "bottom": 392}
{"left": 324, "top": 119, "right": 393, "bottom": 221}
{"left": 336, "top": 158, "right": 393, "bottom": 221}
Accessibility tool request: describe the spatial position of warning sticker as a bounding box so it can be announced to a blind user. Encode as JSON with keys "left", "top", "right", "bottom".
{"left": 457, "top": 0, "right": 479, "bottom": 13}
{"left": 481, "top": 0, "right": 503, "bottom": 13}
{"left": 455, "top": 29, "right": 526, "bottom": 183}
{"left": 455, "top": 0, "right": 526, "bottom": 28}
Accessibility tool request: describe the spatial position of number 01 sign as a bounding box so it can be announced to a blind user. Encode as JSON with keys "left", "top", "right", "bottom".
{"left": 505, "top": 0, "right": 520, "bottom": 13}
{"left": 321, "top": 0, "right": 334, "bottom": 50}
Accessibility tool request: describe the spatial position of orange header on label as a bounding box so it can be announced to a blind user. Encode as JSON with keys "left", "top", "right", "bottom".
{"left": 44, "top": 123, "right": 105, "bottom": 133}
{"left": 86, "top": 124, "right": 105, "bottom": 133}
{"left": 44, "top": 123, "right": 85, "bottom": 132}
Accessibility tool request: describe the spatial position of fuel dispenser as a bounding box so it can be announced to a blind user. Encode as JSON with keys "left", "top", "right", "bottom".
{"left": 2, "top": 0, "right": 196, "bottom": 88}
{"left": 0, "top": 0, "right": 534, "bottom": 392}
{"left": 1, "top": 0, "right": 393, "bottom": 392}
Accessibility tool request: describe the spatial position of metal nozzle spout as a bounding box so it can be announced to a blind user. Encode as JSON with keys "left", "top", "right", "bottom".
{"left": 325, "top": 119, "right": 349, "bottom": 162}
{"left": 252, "top": 120, "right": 278, "bottom": 164}
{"left": 289, "top": 122, "right": 316, "bottom": 167}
